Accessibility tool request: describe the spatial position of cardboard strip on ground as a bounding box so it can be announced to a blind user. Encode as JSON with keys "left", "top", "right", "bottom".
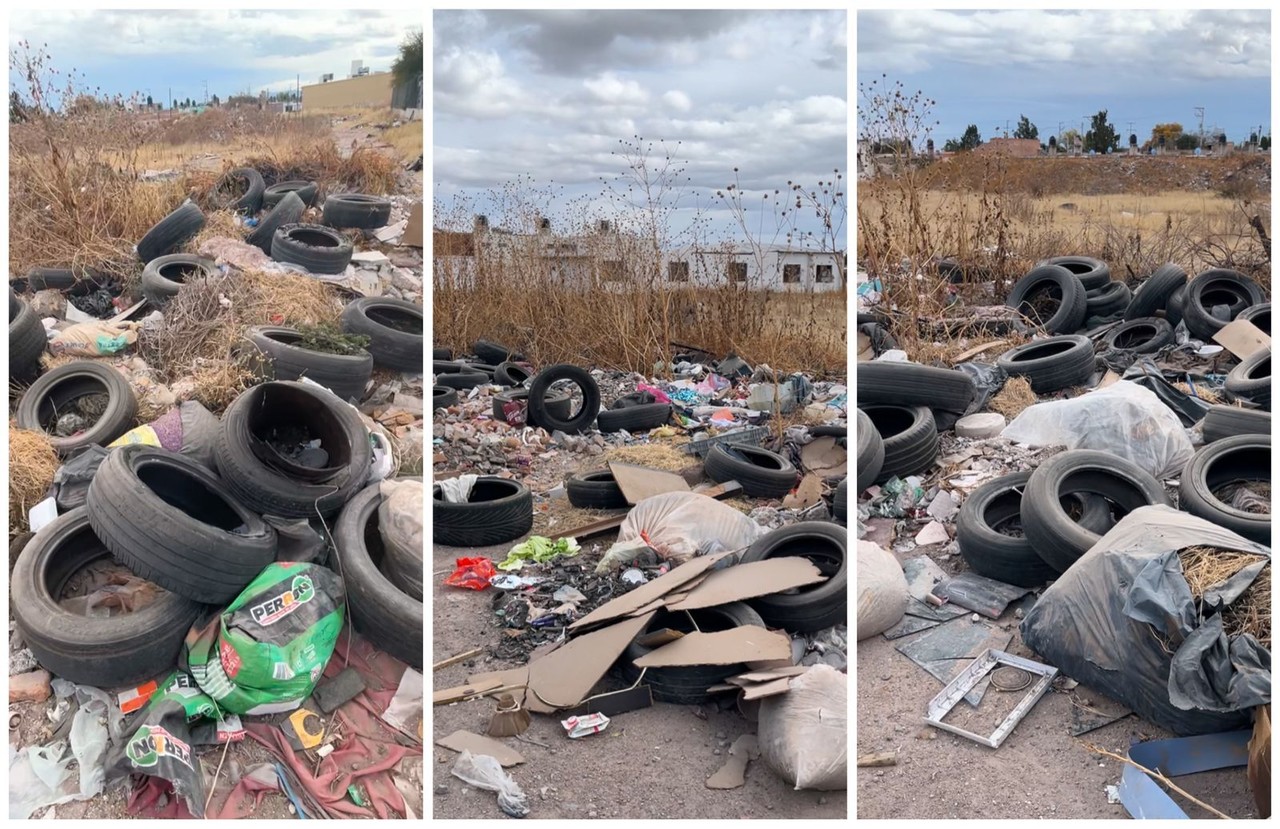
{"left": 633, "top": 626, "right": 791, "bottom": 668}
{"left": 569, "top": 551, "right": 735, "bottom": 631}
{"left": 435, "top": 730, "right": 525, "bottom": 767}
{"left": 728, "top": 666, "right": 810, "bottom": 683}
{"left": 524, "top": 612, "right": 656, "bottom": 714}
{"left": 433, "top": 677, "right": 504, "bottom": 706}
{"left": 740, "top": 676, "right": 793, "bottom": 700}
{"left": 664, "top": 558, "right": 825, "bottom": 611}
{"left": 608, "top": 462, "right": 691, "bottom": 504}
{"left": 466, "top": 667, "right": 530, "bottom": 689}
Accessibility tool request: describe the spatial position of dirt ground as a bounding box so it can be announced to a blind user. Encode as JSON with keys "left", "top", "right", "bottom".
{"left": 855, "top": 580, "right": 1259, "bottom": 820}
{"left": 431, "top": 532, "right": 848, "bottom": 821}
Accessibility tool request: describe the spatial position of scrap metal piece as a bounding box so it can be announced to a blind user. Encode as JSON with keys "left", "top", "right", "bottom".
{"left": 924, "top": 648, "right": 1057, "bottom": 748}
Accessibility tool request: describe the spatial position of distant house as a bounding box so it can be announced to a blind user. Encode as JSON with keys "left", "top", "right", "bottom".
{"left": 973, "top": 138, "right": 1042, "bottom": 158}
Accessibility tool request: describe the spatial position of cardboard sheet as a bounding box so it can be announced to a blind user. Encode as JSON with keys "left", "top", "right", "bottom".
{"left": 435, "top": 730, "right": 524, "bottom": 767}
{"left": 569, "top": 551, "right": 734, "bottom": 630}
{"left": 608, "top": 462, "right": 691, "bottom": 504}
{"left": 525, "top": 612, "right": 655, "bottom": 714}
{"left": 740, "top": 677, "right": 793, "bottom": 700}
{"left": 1212, "top": 319, "right": 1269, "bottom": 360}
{"left": 633, "top": 626, "right": 791, "bottom": 668}
{"left": 664, "top": 558, "right": 825, "bottom": 611}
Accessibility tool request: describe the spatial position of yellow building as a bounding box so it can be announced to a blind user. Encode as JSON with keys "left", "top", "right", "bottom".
{"left": 300, "top": 73, "right": 394, "bottom": 110}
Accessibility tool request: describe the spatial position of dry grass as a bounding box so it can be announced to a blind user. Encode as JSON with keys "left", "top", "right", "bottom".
{"left": 241, "top": 142, "right": 400, "bottom": 195}
{"left": 988, "top": 376, "right": 1038, "bottom": 419}
{"left": 596, "top": 441, "right": 695, "bottom": 473}
{"left": 10, "top": 425, "right": 59, "bottom": 536}
{"left": 1179, "top": 545, "right": 1271, "bottom": 647}
{"left": 382, "top": 122, "right": 423, "bottom": 161}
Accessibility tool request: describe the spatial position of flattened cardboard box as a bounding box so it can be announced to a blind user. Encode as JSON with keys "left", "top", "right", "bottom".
{"left": 633, "top": 626, "right": 792, "bottom": 668}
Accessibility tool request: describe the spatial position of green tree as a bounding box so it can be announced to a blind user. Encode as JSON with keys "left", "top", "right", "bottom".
{"left": 943, "top": 124, "right": 982, "bottom": 152}
{"left": 1061, "top": 128, "right": 1081, "bottom": 151}
{"left": 1262, "top": 135, "right": 1271, "bottom": 151}
{"left": 392, "top": 28, "right": 423, "bottom": 86}
{"left": 1085, "top": 110, "right": 1118, "bottom": 152}
{"left": 145, "top": 94, "right": 153, "bottom": 108}
{"left": 1175, "top": 133, "right": 1199, "bottom": 151}
{"left": 1013, "top": 114, "right": 1038, "bottom": 140}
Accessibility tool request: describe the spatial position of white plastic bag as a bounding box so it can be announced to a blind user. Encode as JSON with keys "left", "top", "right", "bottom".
{"left": 450, "top": 750, "right": 529, "bottom": 818}
{"left": 856, "top": 540, "right": 909, "bottom": 640}
{"left": 757, "top": 664, "right": 847, "bottom": 791}
{"left": 379, "top": 479, "right": 423, "bottom": 599}
{"left": 1001, "top": 380, "right": 1193, "bottom": 478}
{"left": 595, "top": 491, "right": 766, "bottom": 573}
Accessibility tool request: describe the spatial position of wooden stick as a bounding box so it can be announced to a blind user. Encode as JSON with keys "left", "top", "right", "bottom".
{"left": 857, "top": 752, "right": 897, "bottom": 768}
{"left": 433, "top": 647, "right": 483, "bottom": 671}
{"left": 1083, "top": 743, "right": 1232, "bottom": 820}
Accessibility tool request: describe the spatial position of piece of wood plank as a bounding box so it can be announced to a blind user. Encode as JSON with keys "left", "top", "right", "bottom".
{"left": 433, "top": 647, "right": 484, "bottom": 671}
{"left": 432, "top": 677, "right": 503, "bottom": 706}
{"left": 857, "top": 752, "right": 897, "bottom": 768}
{"left": 636, "top": 628, "right": 686, "bottom": 648}
{"left": 555, "top": 481, "right": 742, "bottom": 540}
{"left": 949, "top": 339, "right": 1009, "bottom": 365}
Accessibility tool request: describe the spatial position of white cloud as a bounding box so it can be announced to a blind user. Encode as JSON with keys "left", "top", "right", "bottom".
{"left": 662, "top": 90, "right": 692, "bottom": 112}
{"left": 582, "top": 72, "right": 649, "bottom": 107}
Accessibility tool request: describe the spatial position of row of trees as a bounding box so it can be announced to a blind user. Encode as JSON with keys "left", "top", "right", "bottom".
{"left": 942, "top": 110, "right": 1270, "bottom": 154}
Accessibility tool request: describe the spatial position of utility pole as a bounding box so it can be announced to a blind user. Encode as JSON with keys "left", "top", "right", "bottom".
{"left": 1194, "top": 106, "right": 1205, "bottom": 148}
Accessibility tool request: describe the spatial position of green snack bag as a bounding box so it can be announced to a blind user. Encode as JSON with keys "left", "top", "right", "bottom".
{"left": 185, "top": 562, "right": 345, "bottom": 715}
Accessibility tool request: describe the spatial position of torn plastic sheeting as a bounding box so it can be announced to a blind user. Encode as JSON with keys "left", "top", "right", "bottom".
{"left": 436, "top": 473, "right": 478, "bottom": 503}
{"left": 380, "top": 667, "right": 423, "bottom": 740}
{"left": 1117, "top": 731, "right": 1251, "bottom": 819}
{"left": 9, "top": 696, "right": 109, "bottom": 819}
{"left": 1021, "top": 506, "right": 1270, "bottom": 736}
{"left": 1121, "top": 359, "right": 1214, "bottom": 427}
{"left": 451, "top": 750, "right": 529, "bottom": 818}
{"left": 954, "top": 362, "right": 1007, "bottom": 415}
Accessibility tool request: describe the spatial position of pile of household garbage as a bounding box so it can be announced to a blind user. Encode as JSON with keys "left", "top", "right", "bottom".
{"left": 8, "top": 169, "right": 426, "bottom": 819}
{"left": 854, "top": 255, "right": 1270, "bottom": 819}
{"left": 432, "top": 340, "right": 848, "bottom": 814}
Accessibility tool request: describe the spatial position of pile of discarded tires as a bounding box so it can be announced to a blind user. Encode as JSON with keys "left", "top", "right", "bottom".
{"left": 854, "top": 362, "right": 969, "bottom": 492}
{"left": 11, "top": 379, "right": 425, "bottom": 688}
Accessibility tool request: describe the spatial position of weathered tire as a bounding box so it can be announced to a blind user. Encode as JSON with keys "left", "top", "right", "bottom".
{"left": 209, "top": 167, "right": 266, "bottom": 214}
{"left": 433, "top": 360, "right": 464, "bottom": 374}
{"left": 214, "top": 381, "right": 373, "bottom": 519}
{"left": 1007, "top": 265, "right": 1088, "bottom": 333}
{"left": 1125, "top": 263, "right": 1188, "bottom": 321}
{"left": 1165, "top": 284, "right": 1188, "bottom": 328}
{"left": 856, "top": 361, "right": 977, "bottom": 413}
{"left": 855, "top": 409, "right": 884, "bottom": 493}
{"left": 619, "top": 603, "right": 767, "bottom": 704}
{"left": 433, "top": 477, "right": 532, "bottom": 547}
{"left": 141, "top": 253, "right": 218, "bottom": 308}
{"left": 1202, "top": 405, "right": 1271, "bottom": 443}
{"left": 11, "top": 507, "right": 203, "bottom": 687}
{"left": 1022, "top": 450, "right": 1173, "bottom": 574}
{"left": 9, "top": 296, "right": 46, "bottom": 383}
{"left": 741, "top": 521, "right": 846, "bottom": 632}
{"left": 462, "top": 361, "right": 497, "bottom": 377}
{"left": 334, "top": 480, "right": 422, "bottom": 668}
{"left": 1084, "top": 281, "right": 1132, "bottom": 319}
{"left": 1238, "top": 303, "right": 1270, "bottom": 336}
{"left": 270, "top": 223, "right": 353, "bottom": 274}
{"left": 434, "top": 386, "right": 459, "bottom": 409}
{"left": 704, "top": 443, "right": 799, "bottom": 498}
{"left": 322, "top": 193, "right": 392, "bottom": 229}
{"left": 565, "top": 469, "right": 629, "bottom": 509}
{"left": 1103, "top": 318, "right": 1174, "bottom": 354}
{"left": 137, "top": 201, "right": 206, "bottom": 264}
{"left": 492, "top": 388, "right": 571, "bottom": 424}
{"left": 340, "top": 297, "right": 424, "bottom": 372}
{"left": 246, "top": 191, "right": 306, "bottom": 254}
{"left": 526, "top": 364, "right": 600, "bottom": 434}
{"left": 473, "top": 340, "right": 523, "bottom": 364}
{"left": 596, "top": 402, "right": 672, "bottom": 433}
{"left": 1039, "top": 256, "right": 1111, "bottom": 290}
{"left": 996, "top": 335, "right": 1096, "bottom": 393}
{"left": 16, "top": 361, "right": 137, "bottom": 455}
{"left": 1225, "top": 349, "right": 1271, "bottom": 411}
{"left": 245, "top": 324, "right": 373, "bottom": 402}
{"left": 494, "top": 361, "right": 531, "bottom": 387}
{"left": 263, "top": 180, "right": 318, "bottom": 208}
{"left": 956, "top": 470, "right": 1113, "bottom": 588}
{"left": 86, "top": 445, "right": 277, "bottom": 603}
{"left": 832, "top": 478, "right": 848, "bottom": 523}
{"left": 861, "top": 405, "right": 937, "bottom": 483}
{"left": 1178, "top": 435, "right": 1270, "bottom": 544}
{"left": 435, "top": 370, "right": 488, "bottom": 390}
{"left": 432, "top": 346, "right": 453, "bottom": 361}
{"left": 1183, "top": 269, "right": 1266, "bottom": 341}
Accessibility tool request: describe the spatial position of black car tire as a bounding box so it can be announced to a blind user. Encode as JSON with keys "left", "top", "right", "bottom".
{"left": 137, "top": 201, "right": 206, "bottom": 264}
{"left": 1124, "top": 263, "right": 1188, "bottom": 321}
{"left": 856, "top": 361, "right": 977, "bottom": 413}
{"left": 246, "top": 191, "right": 306, "bottom": 254}
{"left": 263, "top": 180, "right": 318, "bottom": 208}
{"left": 473, "top": 340, "right": 524, "bottom": 364}
{"left": 741, "top": 521, "right": 846, "bottom": 632}
{"left": 860, "top": 405, "right": 937, "bottom": 483}
{"left": 433, "top": 477, "right": 533, "bottom": 547}
{"left": 596, "top": 402, "right": 672, "bottom": 433}
{"left": 1238, "top": 303, "right": 1270, "bottom": 336}
{"left": 1038, "top": 256, "right": 1111, "bottom": 290}
{"left": 494, "top": 361, "right": 531, "bottom": 387}
{"left": 526, "top": 364, "right": 600, "bottom": 434}
{"left": 270, "top": 223, "right": 353, "bottom": 274}
{"left": 704, "top": 443, "right": 799, "bottom": 498}
{"left": 322, "top": 193, "right": 392, "bottom": 229}
{"left": 16, "top": 360, "right": 137, "bottom": 455}
{"left": 492, "top": 388, "right": 572, "bottom": 424}
{"left": 565, "top": 469, "right": 629, "bottom": 509}
{"left": 855, "top": 408, "right": 885, "bottom": 492}
{"left": 619, "top": 603, "right": 768, "bottom": 704}
{"left": 245, "top": 325, "right": 373, "bottom": 402}
{"left": 9, "top": 296, "right": 47, "bottom": 383}
{"left": 209, "top": 167, "right": 266, "bottom": 214}
{"left": 434, "top": 386, "right": 459, "bottom": 409}
{"left": 340, "top": 297, "right": 424, "bottom": 372}
{"left": 1103, "top": 318, "right": 1175, "bottom": 354}
{"left": 1183, "top": 269, "right": 1266, "bottom": 341}
{"left": 832, "top": 477, "right": 848, "bottom": 523}
{"left": 1202, "top": 405, "right": 1271, "bottom": 443}
{"left": 141, "top": 254, "right": 218, "bottom": 308}
{"left": 435, "top": 370, "right": 489, "bottom": 390}
{"left": 1178, "top": 435, "right": 1271, "bottom": 544}
{"left": 1085, "top": 281, "right": 1132, "bottom": 319}
{"left": 1225, "top": 349, "right": 1271, "bottom": 411}
{"left": 996, "top": 335, "right": 1096, "bottom": 393}
{"left": 1007, "top": 265, "right": 1088, "bottom": 333}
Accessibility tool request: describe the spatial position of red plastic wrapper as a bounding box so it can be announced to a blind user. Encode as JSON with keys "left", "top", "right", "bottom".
{"left": 444, "top": 557, "right": 497, "bottom": 590}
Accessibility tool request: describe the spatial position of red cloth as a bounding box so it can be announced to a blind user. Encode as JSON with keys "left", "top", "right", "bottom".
{"left": 209, "top": 628, "right": 421, "bottom": 819}
{"left": 126, "top": 775, "right": 195, "bottom": 819}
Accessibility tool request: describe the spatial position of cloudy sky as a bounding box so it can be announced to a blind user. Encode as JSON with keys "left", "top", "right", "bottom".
{"left": 9, "top": 10, "right": 420, "bottom": 106}
{"left": 858, "top": 9, "right": 1270, "bottom": 149}
{"left": 434, "top": 9, "right": 847, "bottom": 248}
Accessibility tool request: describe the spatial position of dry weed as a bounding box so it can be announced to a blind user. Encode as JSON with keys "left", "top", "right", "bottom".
{"left": 1179, "top": 546, "right": 1270, "bottom": 647}
{"left": 10, "top": 425, "right": 59, "bottom": 536}
{"left": 988, "top": 376, "right": 1038, "bottom": 419}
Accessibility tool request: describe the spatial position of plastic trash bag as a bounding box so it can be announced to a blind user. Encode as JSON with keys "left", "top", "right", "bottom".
{"left": 1001, "top": 380, "right": 1194, "bottom": 478}
{"left": 856, "top": 541, "right": 909, "bottom": 640}
{"left": 451, "top": 751, "right": 529, "bottom": 818}
{"left": 378, "top": 479, "right": 423, "bottom": 599}
{"left": 758, "top": 664, "right": 847, "bottom": 791}
{"left": 9, "top": 690, "right": 110, "bottom": 818}
{"left": 955, "top": 362, "right": 1008, "bottom": 414}
{"left": 595, "top": 492, "right": 766, "bottom": 573}
{"left": 445, "top": 557, "right": 497, "bottom": 590}
{"left": 48, "top": 321, "right": 139, "bottom": 356}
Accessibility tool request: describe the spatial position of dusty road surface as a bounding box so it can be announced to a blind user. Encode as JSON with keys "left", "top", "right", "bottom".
{"left": 855, "top": 595, "right": 1258, "bottom": 820}
{"left": 432, "top": 535, "right": 848, "bottom": 821}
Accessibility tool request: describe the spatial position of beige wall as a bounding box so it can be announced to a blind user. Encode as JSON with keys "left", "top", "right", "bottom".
{"left": 301, "top": 73, "right": 393, "bottom": 110}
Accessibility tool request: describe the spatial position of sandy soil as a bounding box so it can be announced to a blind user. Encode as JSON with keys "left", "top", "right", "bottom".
{"left": 431, "top": 534, "right": 848, "bottom": 820}
{"left": 855, "top": 596, "right": 1259, "bottom": 820}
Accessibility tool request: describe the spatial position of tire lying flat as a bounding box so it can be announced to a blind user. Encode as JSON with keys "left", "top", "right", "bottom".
{"left": 433, "top": 477, "right": 533, "bottom": 547}
{"left": 704, "top": 443, "right": 798, "bottom": 498}
{"left": 996, "top": 335, "right": 1096, "bottom": 393}
{"left": 860, "top": 404, "right": 937, "bottom": 483}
